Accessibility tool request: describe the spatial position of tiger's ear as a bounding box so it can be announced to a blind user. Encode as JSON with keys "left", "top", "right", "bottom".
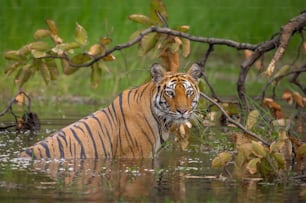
{"left": 151, "top": 63, "right": 166, "bottom": 83}
{"left": 187, "top": 63, "right": 202, "bottom": 82}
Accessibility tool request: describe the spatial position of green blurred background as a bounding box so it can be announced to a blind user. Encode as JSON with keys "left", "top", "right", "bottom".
{"left": 0, "top": 0, "right": 305, "bottom": 112}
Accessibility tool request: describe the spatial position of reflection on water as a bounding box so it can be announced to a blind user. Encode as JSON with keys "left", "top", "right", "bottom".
{"left": 1, "top": 118, "right": 306, "bottom": 202}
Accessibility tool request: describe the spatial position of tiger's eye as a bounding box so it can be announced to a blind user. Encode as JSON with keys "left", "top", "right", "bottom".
{"left": 165, "top": 90, "right": 175, "bottom": 97}
{"left": 186, "top": 89, "right": 193, "bottom": 96}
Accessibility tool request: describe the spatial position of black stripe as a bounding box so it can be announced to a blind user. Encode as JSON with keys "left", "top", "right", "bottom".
{"left": 56, "top": 136, "right": 64, "bottom": 158}
{"left": 40, "top": 141, "right": 51, "bottom": 158}
{"left": 70, "top": 128, "right": 86, "bottom": 159}
{"left": 118, "top": 93, "right": 135, "bottom": 157}
{"left": 127, "top": 89, "right": 133, "bottom": 106}
{"left": 24, "top": 148, "right": 35, "bottom": 159}
{"left": 138, "top": 83, "right": 150, "bottom": 102}
{"left": 91, "top": 114, "right": 110, "bottom": 157}
{"left": 102, "top": 109, "right": 113, "bottom": 129}
{"left": 79, "top": 121, "right": 98, "bottom": 158}
{"left": 58, "top": 131, "right": 68, "bottom": 146}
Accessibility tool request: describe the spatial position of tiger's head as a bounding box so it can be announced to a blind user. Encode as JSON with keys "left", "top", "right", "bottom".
{"left": 151, "top": 63, "right": 202, "bottom": 125}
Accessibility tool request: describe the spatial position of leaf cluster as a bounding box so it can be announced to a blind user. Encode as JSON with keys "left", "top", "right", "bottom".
{"left": 4, "top": 20, "right": 115, "bottom": 88}
{"left": 128, "top": 0, "right": 190, "bottom": 72}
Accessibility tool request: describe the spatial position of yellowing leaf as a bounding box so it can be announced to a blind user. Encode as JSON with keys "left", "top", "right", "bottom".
{"left": 61, "top": 60, "right": 80, "bottom": 75}
{"left": 71, "top": 53, "right": 91, "bottom": 65}
{"left": 282, "top": 90, "right": 293, "bottom": 105}
{"left": 175, "top": 25, "right": 190, "bottom": 33}
{"left": 33, "top": 29, "right": 50, "bottom": 39}
{"left": 100, "top": 37, "right": 112, "bottom": 45}
{"left": 246, "top": 158, "right": 261, "bottom": 175}
{"left": 74, "top": 23, "right": 88, "bottom": 46}
{"left": 251, "top": 141, "right": 268, "bottom": 158}
{"left": 297, "top": 143, "right": 306, "bottom": 158}
{"left": 128, "top": 14, "right": 155, "bottom": 25}
{"left": 46, "top": 19, "right": 58, "bottom": 35}
{"left": 4, "top": 50, "right": 23, "bottom": 61}
{"left": 29, "top": 41, "right": 50, "bottom": 51}
{"left": 5, "top": 62, "right": 21, "bottom": 76}
{"left": 246, "top": 109, "right": 260, "bottom": 130}
{"left": 45, "top": 59, "right": 59, "bottom": 80}
{"left": 181, "top": 38, "right": 190, "bottom": 57}
{"left": 212, "top": 152, "right": 232, "bottom": 169}
{"left": 102, "top": 54, "right": 116, "bottom": 62}
{"left": 91, "top": 63, "right": 102, "bottom": 88}
{"left": 52, "top": 42, "right": 80, "bottom": 54}
{"left": 292, "top": 91, "right": 304, "bottom": 108}
{"left": 88, "top": 44, "right": 103, "bottom": 56}
{"left": 15, "top": 64, "right": 33, "bottom": 87}
{"left": 40, "top": 63, "right": 51, "bottom": 85}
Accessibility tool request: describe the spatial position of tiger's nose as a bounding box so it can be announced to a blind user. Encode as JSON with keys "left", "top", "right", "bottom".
{"left": 177, "top": 108, "right": 187, "bottom": 115}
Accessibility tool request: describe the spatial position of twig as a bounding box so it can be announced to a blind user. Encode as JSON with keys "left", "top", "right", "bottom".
{"left": 200, "top": 92, "right": 270, "bottom": 147}
{"left": 197, "top": 44, "right": 222, "bottom": 102}
{"left": 258, "top": 64, "right": 306, "bottom": 100}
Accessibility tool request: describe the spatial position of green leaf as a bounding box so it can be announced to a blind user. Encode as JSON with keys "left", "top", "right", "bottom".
{"left": 71, "top": 53, "right": 91, "bottom": 65}
{"left": 251, "top": 141, "right": 268, "bottom": 158}
{"left": 29, "top": 41, "right": 50, "bottom": 51}
{"left": 149, "top": 0, "right": 167, "bottom": 24}
{"left": 140, "top": 33, "right": 158, "bottom": 55}
{"left": 74, "top": 23, "right": 88, "bottom": 46}
{"left": 91, "top": 63, "right": 102, "bottom": 88}
{"left": 234, "top": 152, "right": 246, "bottom": 169}
{"left": 61, "top": 60, "right": 80, "bottom": 75}
{"left": 273, "top": 65, "right": 291, "bottom": 79}
{"left": 40, "top": 63, "right": 51, "bottom": 84}
{"left": 246, "top": 109, "right": 260, "bottom": 130}
{"left": 128, "top": 14, "right": 155, "bottom": 26}
{"left": 272, "top": 152, "right": 285, "bottom": 169}
{"left": 246, "top": 158, "right": 261, "bottom": 175}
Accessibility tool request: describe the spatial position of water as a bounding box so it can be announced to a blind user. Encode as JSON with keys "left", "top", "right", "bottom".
{"left": 1, "top": 113, "right": 306, "bottom": 202}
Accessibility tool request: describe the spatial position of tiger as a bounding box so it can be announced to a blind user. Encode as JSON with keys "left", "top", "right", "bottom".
{"left": 20, "top": 63, "right": 202, "bottom": 159}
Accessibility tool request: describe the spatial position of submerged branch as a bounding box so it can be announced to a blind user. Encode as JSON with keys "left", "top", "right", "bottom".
{"left": 200, "top": 92, "right": 270, "bottom": 147}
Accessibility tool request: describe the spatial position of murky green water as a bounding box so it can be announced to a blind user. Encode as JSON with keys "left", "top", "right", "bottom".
{"left": 1, "top": 109, "right": 306, "bottom": 202}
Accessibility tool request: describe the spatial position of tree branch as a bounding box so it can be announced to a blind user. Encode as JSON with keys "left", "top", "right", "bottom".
{"left": 200, "top": 92, "right": 270, "bottom": 147}
{"left": 57, "top": 26, "right": 257, "bottom": 68}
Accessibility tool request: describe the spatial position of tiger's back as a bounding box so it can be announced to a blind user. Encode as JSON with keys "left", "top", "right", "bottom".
{"left": 20, "top": 63, "right": 202, "bottom": 159}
